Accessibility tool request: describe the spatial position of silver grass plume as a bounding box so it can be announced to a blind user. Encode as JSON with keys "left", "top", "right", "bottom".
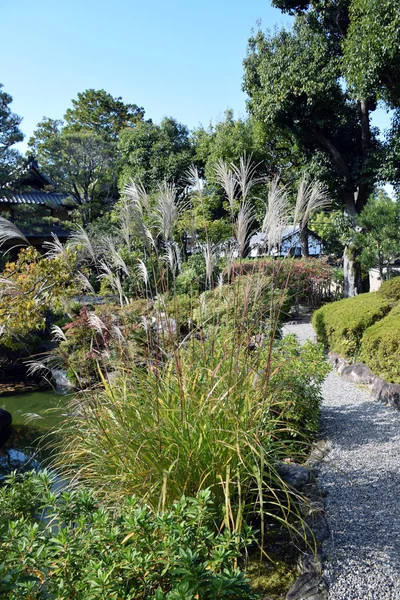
{"left": 88, "top": 312, "right": 108, "bottom": 336}
{"left": 203, "top": 242, "right": 215, "bottom": 289}
{"left": 235, "top": 202, "right": 254, "bottom": 259}
{"left": 163, "top": 243, "right": 181, "bottom": 277}
{"left": 231, "top": 153, "right": 261, "bottom": 202}
{"left": 101, "top": 236, "right": 130, "bottom": 277}
{"left": 98, "top": 261, "right": 125, "bottom": 307}
{"left": 186, "top": 165, "right": 204, "bottom": 200}
{"left": 262, "top": 177, "right": 291, "bottom": 252}
{"left": 293, "top": 174, "right": 331, "bottom": 231}
{"left": 43, "top": 234, "right": 70, "bottom": 262}
{"left": 0, "top": 217, "right": 29, "bottom": 248}
{"left": 137, "top": 259, "right": 150, "bottom": 289}
{"left": 75, "top": 271, "right": 96, "bottom": 295}
{"left": 123, "top": 178, "right": 150, "bottom": 214}
{"left": 121, "top": 180, "right": 152, "bottom": 251}
{"left": 68, "top": 226, "right": 99, "bottom": 266}
{"left": 154, "top": 181, "right": 180, "bottom": 241}
{"left": 51, "top": 325, "right": 67, "bottom": 342}
{"left": 214, "top": 159, "right": 236, "bottom": 216}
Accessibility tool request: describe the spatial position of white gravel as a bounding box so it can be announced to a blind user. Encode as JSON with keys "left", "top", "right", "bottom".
{"left": 284, "top": 322, "right": 400, "bottom": 600}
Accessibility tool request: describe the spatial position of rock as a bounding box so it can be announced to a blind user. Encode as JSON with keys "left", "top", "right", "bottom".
{"left": 277, "top": 462, "right": 311, "bottom": 490}
{"left": 51, "top": 369, "right": 74, "bottom": 395}
{"left": 370, "top": 377, "right": 400, "bottom": 410}
{"left": 0, "top": 408, "right": 12, "bottom": 430}
{"left": 340, "top": 363, "right": 375, "bottom": 384}
{"left": 152, "top": 313, "right": 177, "bottom": 337}
{"left": 285, "top": 571, "right": 327, "bottom": 600}
{"left": 0, "top": 408, "right": 12, "bottom": 449}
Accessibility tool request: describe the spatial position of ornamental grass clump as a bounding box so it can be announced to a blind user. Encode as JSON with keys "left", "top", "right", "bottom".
{"left": 55, "top": 315, "right": 328, "bottom": 549}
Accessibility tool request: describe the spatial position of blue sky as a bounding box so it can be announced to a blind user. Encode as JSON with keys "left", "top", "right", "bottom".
{"left": 2, "top": 0, "right": 392, "bottom": 153}
{"left": 2, "top": 0, "right": 291, "bottom": 151}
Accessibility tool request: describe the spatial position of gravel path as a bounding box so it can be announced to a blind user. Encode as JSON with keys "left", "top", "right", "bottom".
{"left": 283, "top": 322, "right": 400, "bottom": 600}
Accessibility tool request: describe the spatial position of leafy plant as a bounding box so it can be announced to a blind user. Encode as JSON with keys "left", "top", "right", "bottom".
{"left": 0, "top": 472, "right": 257, "bottom": 599}
{"left": 312, "top": 292, "right": 392, "bottom": 357}
{"left": 360, "top": 303, "right": 400, "bottom": 383}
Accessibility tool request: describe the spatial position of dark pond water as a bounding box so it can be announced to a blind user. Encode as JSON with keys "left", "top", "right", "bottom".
{"left": 0, "top": 390, "right": 68, "bottom": 477}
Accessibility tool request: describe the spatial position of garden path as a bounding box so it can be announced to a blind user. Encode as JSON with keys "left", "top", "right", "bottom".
{"left": 283, "top": 322, "right": 400, "bottom": 600}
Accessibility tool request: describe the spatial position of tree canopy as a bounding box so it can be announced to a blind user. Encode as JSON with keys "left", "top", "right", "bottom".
{"left": 243, "top": 0, "right": 400, "bottom": 293}
{"left": 117, "top": 117, "right": 196, "bottom": 194}
{"left": 63, "top": 89, "right": 145, "bottom": 142}
{"left": 0, "top": 84, "right": 23, "bottom": 191}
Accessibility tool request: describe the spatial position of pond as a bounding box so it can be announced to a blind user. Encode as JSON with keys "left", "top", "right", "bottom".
{"left": 0, "top": 389, "right": 68, "bottom": 477}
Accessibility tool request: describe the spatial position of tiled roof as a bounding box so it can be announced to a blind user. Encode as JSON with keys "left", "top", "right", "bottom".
{"left": 0, "top": 192, "right": 70, "bottom": 206}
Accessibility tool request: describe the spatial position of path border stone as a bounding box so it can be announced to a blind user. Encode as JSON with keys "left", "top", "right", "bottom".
{"left": 328, "top": 352, "right": 400, "bottom": 411}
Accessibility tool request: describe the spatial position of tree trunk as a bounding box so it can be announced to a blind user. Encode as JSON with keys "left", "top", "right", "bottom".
{"left": 343, "top": 244, "right": 369, "bottom": 296}
{"left": 300, "top": 227, "right": 310, "bottom": 257}
{"left": 344, "top": 246, "right": 358, "bottom": 297}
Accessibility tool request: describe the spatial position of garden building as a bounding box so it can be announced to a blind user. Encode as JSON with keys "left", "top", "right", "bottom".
{"left": 0, "top": 157, "right": 73, "bottom": 249}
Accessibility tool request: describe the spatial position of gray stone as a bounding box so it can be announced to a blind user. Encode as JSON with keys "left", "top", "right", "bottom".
{"left": 285, "top": 572, "right": 328, "bottom": 600}
{"left": 370, "top": 377, "right": 400, "bottom": 410}
{"left": 277, "top": 462, "right": 311, "bottom": 490}
{"left": 51, "top": 369, "right": 74, "bottom": 394}
{"left": 340, "top": 363, "right": 374, "bottom": 384}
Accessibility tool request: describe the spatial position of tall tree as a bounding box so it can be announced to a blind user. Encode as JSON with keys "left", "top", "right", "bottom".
{"left": 243, "top": 0, "right": 400, "bottom": 295}
{"left": 117, "top": 117, "right": 195, "bottom": 195}
{"left": 63, "top": 89, "right": 145, "bottom": 142}
{"left": 29, "top": 119, "right": 114, "bottom": 226}
{"left": 0, "top": 84, "right": 23, "bottom": 190}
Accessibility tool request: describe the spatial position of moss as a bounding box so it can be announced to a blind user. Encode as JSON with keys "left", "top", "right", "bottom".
{"left": 379, "top": 276, "right": 400, "bottom": 302}
{"left": 246, "top": 556, "right": 296, "bottom": 599}
{"left": 360, "top": 303, "right": 400, "bottom": 383}
{"left": 312, "top": 293, "right": 392, "bottom": 358}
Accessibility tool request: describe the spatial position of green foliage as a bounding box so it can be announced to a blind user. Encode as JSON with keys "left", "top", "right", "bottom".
{"left": 356, "top": 190, "right": 400, "bottom": 276}
{"left": 0, "top": 83, "right": 23, "bottom": 191}
{"left": 343, "top": 0, "right": 400, "bottom": 105}
{"left": 175, "top": 253, "right": 222, "bottom": 296}
{"left": 0, "top": 472, "right": 256, "bottom": 600}
{"left": 0, "top": 246, "right": 79, "bottom": 349}
{"left": 310, "top": 210, "right": 353, "bottom": 257}
{"left": 360, "top": 303, "right": 400, "bottom": 383}
{"left": 229, "top": 257, "right": 335, "bottom": 307}
{"left": 56, "top": 325, "right": 328, "bottom": 539}
{"left": 379, "top": 276, "right": 400, "bottom": 301}
{"left": 28, "top": 121, "right": 115, "bottom": 225}
{"left": 63, "top": 88, "right": 145, "bottom": 142}
{"left": 117, "top": 118, "right": 195, "bottom": 194}
{"left": 312, "top": 292, "right": 392, "bottom": 357}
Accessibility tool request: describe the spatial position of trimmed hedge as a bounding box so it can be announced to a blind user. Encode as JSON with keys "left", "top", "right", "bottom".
{"left": 360, "top": 303, "right": 400, "bottom": 384}
{"left": 312, "top": 293, "right": 392, "bottom": 357}
{"left": 379, "top": 276, "right": 400, "bottom": 302}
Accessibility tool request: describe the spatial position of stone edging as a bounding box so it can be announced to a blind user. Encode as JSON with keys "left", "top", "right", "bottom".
{"left": 282, "top": 441, "right": 330, "bottom": 600}
{"left": 328, "top": 352, "right": 400, "bottom": 411}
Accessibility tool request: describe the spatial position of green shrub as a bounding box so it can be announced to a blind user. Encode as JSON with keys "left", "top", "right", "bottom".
{"left": 360, "top": 303, "right": 400, "bottom": 383}
{"left": 312, "top": 293, "right": 392, "bottom": 357}
{"left": 193, "top": 274, "right": 289, "bottom": 334}
{"left": 229, "top": 257, "right": 334, "bottom": 307}
{"left": 0, "top": 472, "right": 256, "bottom": 600}
{"left": 378, "top": 276, "right": 400, "bottom": 301}
{"left": 56, "top": 331, "right": 328, "bottom": 543}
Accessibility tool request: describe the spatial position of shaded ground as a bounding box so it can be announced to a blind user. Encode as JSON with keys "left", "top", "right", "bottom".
{"left": 284, "top": 323, "right": 400, "bottom": 600}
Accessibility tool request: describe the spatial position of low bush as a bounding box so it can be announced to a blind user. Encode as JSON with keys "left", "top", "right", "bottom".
{"left": 55, "top": 331, "right": 328, "bottom": 542}
{"left": 360, "top": 303, "right": 400, "bottom": 383}
{"left": 229, "top": 257, "right": 334, "bottom": 307}
{"left": 193, "top": 274, "right": 290, "bottom": 334}
{"left": 0, "top": 471, "right": 256, "bottom": 600}
{"left": 378, "top": 276, "right": 400, "bottom": 302}
{"left": 312, "top": 293, "right": 392, "bottom": 357}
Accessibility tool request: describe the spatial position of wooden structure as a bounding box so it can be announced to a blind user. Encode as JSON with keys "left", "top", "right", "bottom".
{"left": 0, "top": 157, "right": 74, "bottom": 248}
